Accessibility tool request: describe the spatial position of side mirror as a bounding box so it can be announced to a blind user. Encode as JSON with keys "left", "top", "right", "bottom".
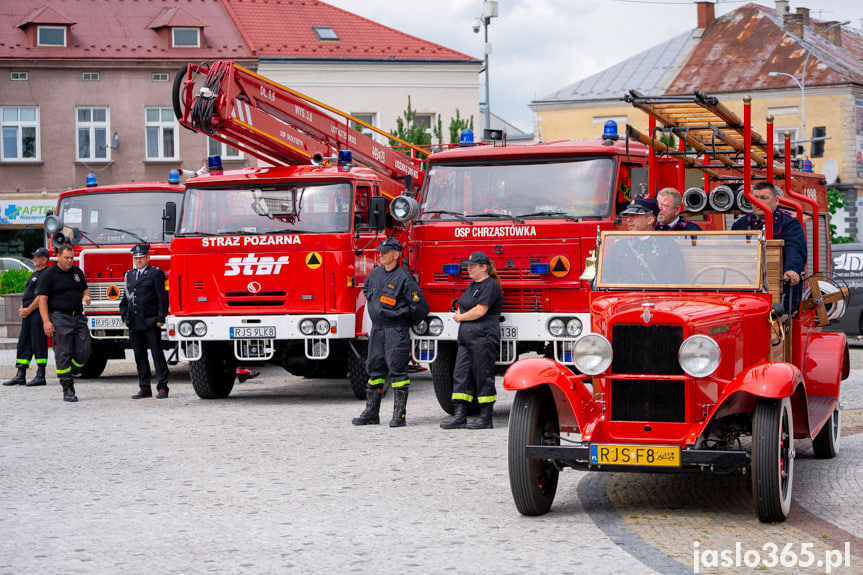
{"left": 68, "top": 228, "right": 82, "bottom": 246}
{"left": 369, "top": 196, "right": 387, "bottom": 233}
{"left": 163, "top": 201, "right": 177, "bottom": 234}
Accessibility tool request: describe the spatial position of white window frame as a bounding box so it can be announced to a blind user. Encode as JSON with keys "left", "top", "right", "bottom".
{"left": 414, "top": 113, "right": 436, "bottom": 137}
{"left": 1, "top": 106, "right": 40, "bottom": 162}
{"left": 76, "top": 106, "right": 110, "bottom": 162}
{"left": 207, "top": 137, "right": 244, "bottom": 160}
{"left": 82, "top": 72, "right": 100, "bottom": 82}
{"left": 145, "top": 107, "right": 179, "bottom": 161}
{"left": 172, "top": 28, "right": 200, "bottom": 48}
{"left": 10, "top": 72, "right": 29, "bottom": 81}
{"left": 351, "top": 113, "right": 376, "bottom": 137}
{"left": 37, "top": 26, "right": 66, "bottom": 47}
{"left": 151, "top": 73, "right": 169, "bottom": 82}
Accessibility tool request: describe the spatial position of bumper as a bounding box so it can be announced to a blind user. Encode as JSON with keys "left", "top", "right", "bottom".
{"left": 525, "top": 444, "right": 750, "bottom": 474}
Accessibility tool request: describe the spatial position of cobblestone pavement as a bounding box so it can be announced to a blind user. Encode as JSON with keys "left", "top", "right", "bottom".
{"left": 0, "top": 348, "right": 861, "bottom": 574}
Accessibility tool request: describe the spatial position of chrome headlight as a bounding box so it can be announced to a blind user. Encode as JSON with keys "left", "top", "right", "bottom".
{"left": 566, "top": 318, "right": 583, "bottom": 337}
{"left": 428, "top": 316, "right": 444, "bottom": 336}
{"left": 573, "top": 334, "right": 613, "bottom": 375}
{"left": 193, "top": 321, "right": 207, "bottom": 337}
{"left": 315, "top": 319, "right": 330, "bottom": 335}
{"left": 178, "top": 321, "right": 194, "bottom": 337}
{"left": 389, "top": 195, "right": 419, "bottom": 222}
{"left": 679, "top": 334, "right": 721, "bottom": 378}
{"left": 412, "top": 320, "right": 429, "bottom": 335}
{"left": 548, "top": 318, "right": 565, "bottom": 337}
{"left": 299, "top": 319, "right": 315, "bottom": 335}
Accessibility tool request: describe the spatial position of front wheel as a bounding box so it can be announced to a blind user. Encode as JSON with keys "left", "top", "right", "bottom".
{"left": 80, "top": 343, "right": 108, "bottom": 379}
{"left": 430, "top": 342, "right": 478, "bottom": 415}
{"left": 752, "top": 396, "right": 794, "bottom": 522}
{"left": 190, "top": 342, "right": 237, "bottom": 399}
{"left": 508, "top": 386, "right": 560, "bottom": 516}
{"left": 348, "top": 340, "right": 369, "bottom": 399}
{"left": 812, "top": 401, "right": 841, "bottom": 459}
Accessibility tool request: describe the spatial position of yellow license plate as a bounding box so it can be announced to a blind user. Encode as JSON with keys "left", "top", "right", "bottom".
{"left": 590, "top": 444, "right": 680, "bottom": 467}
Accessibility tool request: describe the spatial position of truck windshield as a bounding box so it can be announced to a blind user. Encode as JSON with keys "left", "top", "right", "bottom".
{"left": 179, "top": 183, "right": 353, "bottom": 235}
{"left": 57, "top": 190, "right": 183, "bottom": 244}
{"left": 596, "top": 231, "right": 763, "bottom": 290}
{"left": 419, "top": 157, "right": 614, "bottom": 221}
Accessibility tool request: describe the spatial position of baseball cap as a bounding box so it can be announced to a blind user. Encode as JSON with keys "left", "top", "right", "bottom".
{"left": 461, "top": 251, "right": 491, "bottom": 266}
{"left": 32, "top": 247, "right": 50, "bottom": 258}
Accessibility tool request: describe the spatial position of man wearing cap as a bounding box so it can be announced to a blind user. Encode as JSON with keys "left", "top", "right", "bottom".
{"left": 3, "top": 247, "right": 50, "bottom": 387}
{"left": 37, "top": 244, "right": 91, "bottom": 402}
{"left": 120, "top": 244, "right": 169, "bottom": 399}
{"left": 352, "top": 237, "right": 429, "bottom": 427}
{"left": 655, "top": 187, "right": 701, "bottom": 231}
{"left": 603, "top": 196, "right": 685, "bottom": 284}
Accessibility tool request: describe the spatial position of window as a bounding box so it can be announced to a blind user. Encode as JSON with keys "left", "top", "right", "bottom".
{"left": 172, "top": 28, "right": 200, "bottom": 47}
{"left": 1, "top": 106, "right": 39, "bottom": 161}
{"left": 152, "top": 73, "right": 169, "bottom": 82}
{"left": 10, "top": 72, "right": 29, "bottom": 81}
{"left": 351, "top": 113, "right": 376, "bottom": 137}
{"left": 145, "top": 107, "right": 178, "bottom": 160}
{"left": 208, "top": 137, "right": 243, "bottom": 160}
{"left": 37, "top": 26, "right": 66, "bottom": 47}
{"left": 82, "top": 72, "right": 100, "bottom": 81}
{"left": 414, "top": 113, "right": 435, "bottom": 135}
{"left": 313, "top": 26, "right": 339, "bottom": 41}
{"left": 77, "top": 107, "right": 109, "bottom": 161}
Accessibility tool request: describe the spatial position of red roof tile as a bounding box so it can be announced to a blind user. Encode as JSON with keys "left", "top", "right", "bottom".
{"left": 148, "top": 7, "right": 209, "bottom": 30}
{"left": 16, "top": 6, "right": 77, "bottom": 27}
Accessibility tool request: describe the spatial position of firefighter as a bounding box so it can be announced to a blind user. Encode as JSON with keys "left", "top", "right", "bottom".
{"left": 120, "top": 244, "right": 169, "bottom": 399}
{"left": 440, "top": 251, "right": 503, "bottom": 430}
{"left": 655, "top": 187, "right": 701, "bottom": 231}
{"left": 352, "top": 237, "right": 429, "bottom": 427}
{"left": 2, "top": 247, "right": 50, "bottom": 387}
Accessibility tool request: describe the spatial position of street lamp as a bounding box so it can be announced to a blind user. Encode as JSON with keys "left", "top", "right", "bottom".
{"left": 473, "top": 1, "right": 499, "bottom": 133}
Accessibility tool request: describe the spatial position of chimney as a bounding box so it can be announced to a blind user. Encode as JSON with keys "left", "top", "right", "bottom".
{"left": 795, "top": 7, "right": 810, "bottom": 26}
{"left": 784, "top": 13, "right": 803, "bottom": 37}
{"left": 775, "top": 1, "right": 789, "bottom": 15}
{"left": 696, "top": 1, "right": 715, "bottom": 29}
{"left": 814, "top": 21, "right": 843, "bottom": 46}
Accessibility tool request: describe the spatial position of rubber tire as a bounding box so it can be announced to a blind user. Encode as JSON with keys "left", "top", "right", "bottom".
{"left": 348, "top": 340, "right": 369, "bottom": 399}
{"left": 80, "top": 344, "right": 108, "bottom": 379}
{"left": 812, "top": 402, "right": 841, "bottom": 459}
{"left": 752, "top": 396, "right": 794, "bottom": 523}
{"left": 190, "top": 342, "right": 237, "bottom": 399}
{"left": 508, "top": 386, "right": 560, "bottom": 516}
{"left": 430, "top": 342, "right": 479, "bottom": 415}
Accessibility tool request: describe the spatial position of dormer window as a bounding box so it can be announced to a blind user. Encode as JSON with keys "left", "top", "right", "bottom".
{"left": 313, "top": 26, "right": 339, "bottom": 41}
{"left": 172, "top": 27, "right": 200, "bottom": 47}
{"left": 38, "top": 25, "right": 66, "bottom": 47}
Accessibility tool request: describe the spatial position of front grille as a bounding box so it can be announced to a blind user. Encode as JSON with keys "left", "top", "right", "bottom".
{"left": 89, "top": 283, "right": 125, "bottom": 303}
{"left": 610, "top": 379, "right": 686, "bottom": 422}
{"left": 611, "top": 324, "right": 683, "bottom": 375}
{"left": 225, "top": 291, "right": 286, "bottom": 297}
{"left": 226, "top": 300, "right": 284, "bottom": 307}
{"left": 432, "top": 268, "right": 541, "bottom": 283}
{"left": 503, "top": 289, "right": 543, "bottom": 312}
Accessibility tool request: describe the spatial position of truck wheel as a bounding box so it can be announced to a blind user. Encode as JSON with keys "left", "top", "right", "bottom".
{"left": 430, "top": 343, "right": 480, "bottom": 415}
{"left": 348, "top": 341, "right": 369, "bottom": 399}
{"left": 508, "top": 386, "right": 560, "bottom": 516}
{"left": 812, "top": 401, "right": 841, "bottom": 459}
{"left": 80, "top": 344, "right": 109, "bottom": 379}
{"left": 190, "top": 342, "right": 237, "bottom": 399}
{"left": 752, "top": 396, "right": 794, "bottom": 523}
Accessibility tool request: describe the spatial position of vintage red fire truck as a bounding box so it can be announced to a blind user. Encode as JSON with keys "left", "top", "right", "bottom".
{"left": 43, "top": 175, "right": 183, "bottom": 377}
{"left": 167, "top": 61, "right": 425, "bottom": 399}
{"left": 504, "top": 92, "right": 848, "bottom": 523}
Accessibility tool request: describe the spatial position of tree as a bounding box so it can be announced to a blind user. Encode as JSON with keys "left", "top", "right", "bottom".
{"left": 827, "top": 188, "right": 855, "bottom": 244}
{"left": 389, "top": 96, "right": 431, "bottom": 155}
{"left": 448, "top": 110, "right": 474, "bottom": 145}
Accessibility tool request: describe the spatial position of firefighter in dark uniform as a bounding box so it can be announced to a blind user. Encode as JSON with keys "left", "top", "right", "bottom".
{"left": 37, "top": 243, "right": 91, "bottom": 402}
{"left": 120, "top": 244, "right": 169, "bottom": 399}
{"left": 655, "top": 187, "right": 702, "bottom": 231}
{"left": 2, "top": 247, "right": 50, "bottom": 387}
{"left": 352, "top": 237, "right": 429, "bottom": 427}
{"left": 440, "top": 251, "right": 503, "bottom": 430}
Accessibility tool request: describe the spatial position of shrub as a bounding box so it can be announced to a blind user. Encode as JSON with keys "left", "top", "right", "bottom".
{"left": 0, "top": 269, "right": 32, "bottom": 294}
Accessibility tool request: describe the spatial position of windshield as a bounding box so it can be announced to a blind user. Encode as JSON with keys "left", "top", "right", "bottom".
{"left": 418, "top": 157, "right": 614, "bottom": 221}
{"left": 179, "top": 183, "right": 353, "bottom": 235}
{"left": 597, "top": 231, "right": 763, "bottom": 289}
{"left": 57, "top": 190, "right": 183, "bottom": 244}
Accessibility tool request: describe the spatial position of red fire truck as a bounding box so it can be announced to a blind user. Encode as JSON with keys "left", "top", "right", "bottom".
{"left": 167, "top": 61, "right": 426, "bottom": 399}
{"left": 504, "top": 92, "right": 848, "bottom": 522}
{"left": 43, "top": 175, "right": 184, "bottom": 377}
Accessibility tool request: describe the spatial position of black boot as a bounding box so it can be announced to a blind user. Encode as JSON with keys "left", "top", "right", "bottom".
{"left": 440, "top": 401, "right": 469, "bottom": 429}
{"left": 61, "top": 380, "right": 78, "bottom": 402}
{"left": 352, "top": 388, "right": 383, "bottom": 425}
{"left": 467, "top": 403, "right": 494, "bottom": 429}
{"left": 389, "top": 387, "right": 409, "bottom": 427}
{"left": 2, "top": 366, "right": 27, "bottom": 386}
{"left": 25, "top": 364, "right": 47, "bottom": 387}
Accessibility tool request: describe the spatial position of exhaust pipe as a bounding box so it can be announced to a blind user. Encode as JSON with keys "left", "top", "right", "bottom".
{"left": 708, "top": 185, "right": 735, "bottom": 212}
{"left": 682, "top": 187, "right": 707, "bottom": 213}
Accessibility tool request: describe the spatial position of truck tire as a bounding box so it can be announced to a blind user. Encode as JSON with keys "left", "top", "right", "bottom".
{"left": 812, "top": 401, "right": 841, "bottom": 459}
{"left": 430, "top": 342, "right": 479, "bottom": 415}
{"left": 348, "top": 340, "right": 369, "bottom": 399}
{"left": 80, "top": 344, "right": 109, "bottom": 379}
{"left": 190, "top": 342, "right": 237, "bottom": 399}
{"left": 752, "top": 396, "right": 794, "bottom": 523}
{"left": 508, "top": 386, "right": 560, "bottom": 516}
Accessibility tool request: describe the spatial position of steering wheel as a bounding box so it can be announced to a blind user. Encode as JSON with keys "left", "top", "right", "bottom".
{"left": 692, "top": 265, "right": 753, "bottom": 285}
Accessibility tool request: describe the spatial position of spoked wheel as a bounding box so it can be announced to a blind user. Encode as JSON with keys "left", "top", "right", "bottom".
{"left": 752, "top": 396, "right": 794, "bottom": 522}
{"left": 812, "top": 400, "right": 841, "bottom": 459}
{"left": 508, "top": 386, "right": 560, "bottom": 516}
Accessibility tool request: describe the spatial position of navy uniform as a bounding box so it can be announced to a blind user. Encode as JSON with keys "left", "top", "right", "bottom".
{"left": 352, "top": 237, "right": 429, "bottom": 427}
{"left": 655, "top": 216, "right": 701, "bottom": 231}
{"left": 440, "top": 251, "right": 504, "bottom": 430}
{"left": 2, "top": 248, "right": 50, "bottom": 387}
{"left": 120, "top": 244, "right": 169, "bottom": 399}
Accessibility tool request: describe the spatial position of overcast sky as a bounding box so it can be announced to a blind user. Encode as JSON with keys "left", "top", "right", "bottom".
{"left": 324, "top": 0, "right": 862, "bottom": 133}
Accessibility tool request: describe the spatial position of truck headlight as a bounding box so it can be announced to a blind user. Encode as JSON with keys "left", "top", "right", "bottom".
{"left": 679, "top": 335, "right": 721, "bottom": 378}
{"left": 193, "top": 321, "right": 207, "bottom": 337}
{"left": 412, "top": 320, "right": 429, "bottom": 335}
{"left": 178, "top": 321, "right": 194, "bottom": 337}
{"left": 428, "top": 316, "right": 444, "bottom": 336}
{"left": 573, "top": 334, "right": 612, "bottom": 375}
{"left": 299, "top": 319, "right": 315, "bottom": 335}
{"left": 566, "top": 318, "right": 583, "bottom": 337}
{"left": 548, "top": 318, "right": 565, "bottom": 337}
{"left": 315, "top": 319, "right": 330, "bottom": 335}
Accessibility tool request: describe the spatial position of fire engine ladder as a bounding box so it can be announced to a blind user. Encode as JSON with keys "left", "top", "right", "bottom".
{"left": 622, "top": 90, "right": 786, "bottom": 180}
{"left": 172, "top": 61, "right": 426, "bottom": 193}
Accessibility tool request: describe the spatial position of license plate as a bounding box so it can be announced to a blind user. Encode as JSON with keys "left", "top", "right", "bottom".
{"left": 91, "top": 317, "right": 125, "bottom": 329}
{"left": 230, "top": 326, "right": 275, "bottom": 339}
{"left": 589, "top": 444, "right": 680, "bottom": 467}
{"left": 501, "top": 326, "right": 518, "bottom": 339}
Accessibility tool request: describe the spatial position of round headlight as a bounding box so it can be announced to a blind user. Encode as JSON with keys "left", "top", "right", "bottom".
{"left": 193, "top": 321, "right": 207, "bottom": 337}
{"left": 315, "top": 319, "right": 330, "bottom": 335}
{"left": 428, "top": 317, "right": 444, "bottom": 336}
{"left": 43, "top": 214, "right": 63, "bottom": 234}
{"left": 412, "top": 320, "right": 429, "bottom": 335}
{"left": 566, "top": 318, "right": 583, "bottom": 337}
{"left": 548, "top": 318, "right": 565, "bottom": 337}
{"left": 299, "top": 319, "right": 315, "bottom": 335}
{"left": 389, "top": 195, "right": 419, "bottom": 222}
{"left": 573, "top": 334, "right": 613, "bottom": 376}
{"left": 679, "top": 335, "right": 721, "bottom": 378}
{"left": 178, "top": 321, "right": 194, "bottom": 337}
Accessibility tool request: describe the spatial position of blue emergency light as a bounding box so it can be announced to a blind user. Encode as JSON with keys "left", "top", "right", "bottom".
{"left": 168, "top": 169, "right": 181, "bottom": 184}
{"left": 602, "top": 120, "right": 619, "bottom": 143}
{"left": 803, "top": 158, "right": 813, "bottom": 172}
{"left": 85, "top": 173, "right": 98, "bottom": 187}
{"left": 443, "top": 263, "right": 461, "bottom": 275}
{"left": 208, "top": 155, "right": 223, "bottom": 174}
{"left": 459, "top": 129, "right": 475, "bottom": 146}
{"left": 531, "top": 262, "right": 551, "bottom": 274}
{"left": 338, "top": 150, "right": 353, "bottom": 171}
